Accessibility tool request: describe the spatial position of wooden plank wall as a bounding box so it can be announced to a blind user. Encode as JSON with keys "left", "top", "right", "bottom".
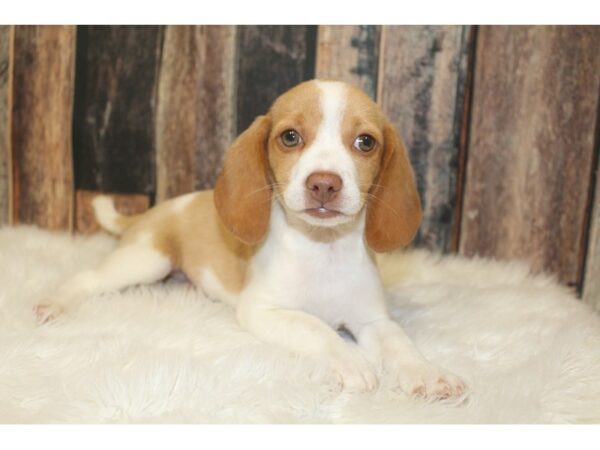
{"left": 584, "top": 164, "right": 600, "bottom": 310}
{"left": 156, "top": 25, "right": 237, "bottom": 201}
{"left": 315, "top": 25, "right": 380, "bottom": 99}
{"left": 235, "top": 26, "right": 317, "bottom": 133}
{"left": 459, "top": 26, "right": 600, "bottom": 288}
{"left": 71, "top": 26, "right": 163, "bottom": 232}
{"left": 583, "top": 100, "right": 600, "bottom": 309}
{"left": 0, "top": 26, "right": 12, "bottom": 225}
{"left": 11, "top": 26, "right": 75, "bottom": 230}
{"left": 378, "top": 25, "right": 472, "bottom": 251}
{"left": 2, "top": 25, "right": 600, "bottom": 307}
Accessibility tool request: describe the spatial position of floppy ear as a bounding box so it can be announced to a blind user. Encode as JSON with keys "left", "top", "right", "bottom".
{"left": 214, "top": 115, "right": 272, "bottom": 245}
{"left": 365, "top": 120, "right": 422, "bottom": 253}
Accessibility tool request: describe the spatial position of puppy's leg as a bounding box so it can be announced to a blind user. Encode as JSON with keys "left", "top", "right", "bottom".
{"left": 238, "top": 305, "right": 378, "bottom": 392}
{"left": 35, "top": 238, "right": 172, "bottom": 322}
{"left": 356, "top": 318, "right": 466, "bottom": 400}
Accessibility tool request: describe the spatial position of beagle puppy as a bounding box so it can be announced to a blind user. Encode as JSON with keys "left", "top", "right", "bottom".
{"left": 36, "top": 80, "right": 465, "bottom": 399}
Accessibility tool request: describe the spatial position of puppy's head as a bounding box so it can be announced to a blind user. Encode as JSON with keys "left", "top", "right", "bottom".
{"left": 214, "top": 80, "right": 422, "bottom": 252}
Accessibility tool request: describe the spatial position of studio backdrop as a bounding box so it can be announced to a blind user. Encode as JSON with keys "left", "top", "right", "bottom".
{"left": 0, "top": 25, "right": 599, "bottom": 309}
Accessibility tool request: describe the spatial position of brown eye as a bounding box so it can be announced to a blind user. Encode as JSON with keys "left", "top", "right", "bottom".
{"left": 281, "top": 129, "right": 302, "bottom": 147}
{"left": 353, "top": 134, "right": 376, "bottom": 152}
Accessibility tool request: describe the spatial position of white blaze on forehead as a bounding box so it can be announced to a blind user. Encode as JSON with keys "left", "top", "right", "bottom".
{"left": 313, "top": 80, "right": 347, "bottom": 154}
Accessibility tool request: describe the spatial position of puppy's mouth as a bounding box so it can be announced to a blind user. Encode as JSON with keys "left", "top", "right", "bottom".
{"left": 304, "top": 207, "right": 343, "bottom": 219}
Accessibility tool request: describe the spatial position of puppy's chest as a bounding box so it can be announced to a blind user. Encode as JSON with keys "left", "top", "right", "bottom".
{"left": 251, "top": 236, "right": 380, "bottom": 324}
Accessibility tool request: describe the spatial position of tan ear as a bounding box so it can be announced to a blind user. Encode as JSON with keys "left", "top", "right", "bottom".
{"left": 214, "top": 115, "right": 272, "bottom": 245}
{"left": 365, "top": 120, "right": 422, "bottom": 252}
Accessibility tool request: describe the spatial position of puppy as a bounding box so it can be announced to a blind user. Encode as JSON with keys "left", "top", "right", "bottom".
{"left": 36, "top": 80, "right": 465, "bottom": 399}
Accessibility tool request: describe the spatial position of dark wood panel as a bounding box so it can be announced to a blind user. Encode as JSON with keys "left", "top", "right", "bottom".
{"left": 156, "top": 25, "right": 236, "bottom": 202}
{"left": 459, "top": 26, "right": 600, "bottom": 286}
{"left": 315, "top": 25, "right": 380, "bottom": 99}
{"left": 378, "top": 25, "right": 472, "bottom": 252}
{"left": 0, "top": 26, "right": 12, "bottom": 225}
{"left": 236, "top": 25, "right": 317, "bottom": 133}
{"left": 450, "top": 26, "right": 478, "bottom": 253}
{"left": 75, "top": 190, "right": 149, "bottom": 234}
{"left": 12, "top": 26, "right": 75, "bottom": 230}
{"left": 72, "top": 25, "right": 162, "bottom": 195}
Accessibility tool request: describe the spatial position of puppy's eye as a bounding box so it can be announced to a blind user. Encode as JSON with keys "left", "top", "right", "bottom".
{"left": 353, "top": 134, "right": 376, "bottom": 152}
{"left": 281, "top": 129, "right": 302, "bottom": 147}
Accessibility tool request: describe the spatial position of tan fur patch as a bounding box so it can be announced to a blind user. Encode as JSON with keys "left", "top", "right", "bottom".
{"left": 214, "top": 115, "right": 272, "bottom": 245}
{"left": 119, "top": 191, "right": 254, "bottom": 294}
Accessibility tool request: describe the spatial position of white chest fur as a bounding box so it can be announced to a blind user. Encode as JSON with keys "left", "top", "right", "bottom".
{"left": 239, "top": 204, "right": 389, "bottom": 330}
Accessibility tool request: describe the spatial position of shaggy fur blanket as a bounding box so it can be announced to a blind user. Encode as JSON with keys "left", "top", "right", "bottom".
{"left": 0, "top": 226, "right": 599, "bottom": 423}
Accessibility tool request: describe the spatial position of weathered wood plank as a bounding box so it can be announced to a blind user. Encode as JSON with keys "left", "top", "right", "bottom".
{"left": 156, "top": 25, "right": 236, "bottom": 202}
{"left": 459, "top": 26, "right": 600, "bottom": 286}
{"left": 315, "top": 25, "right": 380, "bottom": 98}
{"left": 74, "top": 190, "right": 149, "bottom": 234}
{"left": 449, "top": 26, "right": 478, "bottom": 253}
{"left": 12, "top": 26, "right": 75, "bottom": 230}
{"left": 72, "top": 26, "right": 163, "bottom": 195}
{"left": 0, "top": 26, "right": 13, "bottom": 225}
{"left": 378, "top": 25, "right": 472, "bottom": 252}
{"left": 583, "top": 155, "right": 600, "bottom": 310}
{"left": 236, "top": 25, "right": 317, "bottom": 133}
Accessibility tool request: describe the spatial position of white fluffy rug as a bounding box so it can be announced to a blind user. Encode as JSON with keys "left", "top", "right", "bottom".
{"left": 1, "top": 225, "right": 599, "bottom": 423}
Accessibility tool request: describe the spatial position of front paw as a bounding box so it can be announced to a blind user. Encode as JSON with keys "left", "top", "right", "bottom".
{"left": 329, "top": 348, "right": 379, "bottom": 393}
{"left": 33, "top": 302, "right": 64, "bottom": 324}
{"left": 396, "top": 362, "right": 466, "bottom": 400}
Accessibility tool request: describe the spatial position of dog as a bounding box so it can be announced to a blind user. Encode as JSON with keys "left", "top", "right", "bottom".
{"left": 35, "top": 80, "right": 466, "bottom": 399}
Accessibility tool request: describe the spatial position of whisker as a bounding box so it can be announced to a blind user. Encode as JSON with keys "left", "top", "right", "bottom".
{"left": 244, "top": 182, "right": 287, "bottom": 199}
{"left": 358, "top": 182, "right": 385, "bottom": 191}
{"left": 358, "top": 183, "right": 402, "bottom": 216}
{"left": 364, "top": 192, "right": 401, "bottom": 219}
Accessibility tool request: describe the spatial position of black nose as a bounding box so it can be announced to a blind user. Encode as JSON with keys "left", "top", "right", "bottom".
{"left": 305, "top": 172, "right": 343, "bottom": 203}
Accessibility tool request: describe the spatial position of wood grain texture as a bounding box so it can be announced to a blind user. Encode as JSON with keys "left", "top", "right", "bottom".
{"left": 583, "top": 160, "right": 600, "bottom": 310}
{"left": 582, "top": 97, "right": 600, "bottom": 308}
{"left": 0, "top": 26, "right": 13, "bottom": 225}
{"left": 75, "top": 190, "right": 149, "bottom": 234}
{"left": 449, "top": 26, "right": 478, "bottom": 253}
{"left": 378, "top": 25, "right": 472, "bottom": 252}
{"left": 12, "top": 26, "right": 75, "bottom": 230}
{"left": 156, "top": 26, "right": 236, "bottom": 202}
{"left": 236, "top": 25, "right": 317, "bottom": 133}
{"left": 315, "top": 25, "right": 380, "bottom": 98}
{"left": 459, "top": 26, "right": 600, "bottom": 286}
{"left": 72, "top": 26, "right": 163, "bottom": 195}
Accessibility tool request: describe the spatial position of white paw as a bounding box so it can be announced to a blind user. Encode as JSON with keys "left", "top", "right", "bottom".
{"left": 329, "top": 348, "right": 379, "bottom": 393}
{"left": 396, "top": 362, "right": 466, "bottom": 400}
{"left": 33, "top": 302, "right": 64, "bottom": 324}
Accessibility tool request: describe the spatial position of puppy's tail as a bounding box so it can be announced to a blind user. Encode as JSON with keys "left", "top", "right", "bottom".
{"left": 92, "top": 195, "right": 142, "bottom": 235}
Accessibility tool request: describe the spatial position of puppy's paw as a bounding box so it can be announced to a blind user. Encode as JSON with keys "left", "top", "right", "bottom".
{"left": 329, "top": 348, "right": 378, "bottom": 393}
{"left": 396, "top": 363, "right": 466, "bottom": 400}
{"left": 33, "top": 302, "right": 64, "bottom": 324}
